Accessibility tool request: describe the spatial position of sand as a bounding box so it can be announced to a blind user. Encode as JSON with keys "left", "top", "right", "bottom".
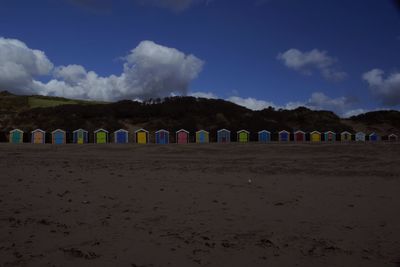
{"left": 0, "top": 143, "right": 399, "bottom": 267}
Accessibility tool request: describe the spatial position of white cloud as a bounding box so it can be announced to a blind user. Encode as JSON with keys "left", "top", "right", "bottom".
{"left": 342, "top": 108, "right": 367, "bottom": 118}
{"left": 0, "top": 38, "right": 204, "bottom": 101}
{"left": 0, "top": 37, "right": 53, "bottom": 94}
{"left": 362, "top": 69, "right": 400, "bottom": 106}
{"left": 277, "top": 48, "right": 347, "bottom": 81}
{"left": 306, "top": 92, "right": 356, "bottom": 114}
{"left": 227, "top": 96, "right": 275, "bottom": 110}
{"left": 225, "top": 92, "right": 359, "bottom": 117}
{"left": 189, "top": 91, "right": 218, "bottom": 99}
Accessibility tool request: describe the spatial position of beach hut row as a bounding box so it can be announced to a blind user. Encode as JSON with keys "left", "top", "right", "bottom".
{"left": 7, "top": 128, "right": 399, "bottom": 144}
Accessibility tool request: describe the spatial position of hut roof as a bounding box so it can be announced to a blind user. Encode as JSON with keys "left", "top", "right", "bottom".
{"left": 389, "top": 133, "right": 398, "bottom": 137}
{"left": 135, "top": 128, "right": 148, "bottom": 133}
{"left": 258, "top": 130, "right": 271, "bottom": 134}
{"left": 325, "top": 131, "right": 336, "bottom": 134}
{"left": 279, "top": 130, "right": 289, "bottom": 134}
{"left": 73, "top": 128, "right": 88, "bottom": 133}
{"left": 51, "top": 129, "right": 66, "bottom": 134}
{"left": 10, "top": 129, "right": 23, "bottom": 133}
{"left": 369, "top": 132, "right": 378, "bottom": 137}
{"left": 196, "top": 129, "right": 209, "bottom": 134}
{"left": 31, "top": 129, "right": 45, "bottom": 133}
{"left": 294, "top": 130, "right": 305, "bottom": 134}
{"left": 114, "top": 129, "right": 128, "bottom": 133}
{"left": 311, "top": 131, "right": 321, "bottom": 134}
{"left": 176, "top": 129, "right": 189, "bottom": 133}
{"left": 94, "top": 128, "right": 109, "bottom": 133}
{"left": 217, "top": 129, "right": 230, "bottom": 133}
{"left": 156, "top": 129, "right": 169, "bottom": 133}
{"left": 237, "top": 129, "right": 250, "bottom": 134}
{"left": 341, "top": 131, "right": 351, "bottom": 135}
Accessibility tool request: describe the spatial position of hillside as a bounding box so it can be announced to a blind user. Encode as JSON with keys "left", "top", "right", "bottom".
{"left": 0, "top": 92, "right": 399, "bottom": 142}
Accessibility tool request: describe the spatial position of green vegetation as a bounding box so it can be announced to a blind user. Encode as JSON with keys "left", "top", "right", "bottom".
{"left": 27, "top": 95, "right": 105, "bottom": 108}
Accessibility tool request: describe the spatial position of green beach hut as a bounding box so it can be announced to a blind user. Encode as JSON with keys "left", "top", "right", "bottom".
{"left": 94, "top": 129, "right": 109, "bottom": 144}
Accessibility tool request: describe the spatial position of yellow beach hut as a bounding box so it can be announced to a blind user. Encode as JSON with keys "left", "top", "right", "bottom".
{"left": 135, "top": 129, "right": 149, "bottom": 144}
{"left": 341, "top": 131, "right": 352, "bottom": 142}
{"left": 237, "top": 130, "right": 250, "bottom": 143}
{"left": 9, "top": 129, "right": 24, "bottom": 144}
{"left": 94, "top": 129, "right": 109, "bottom": 144}
{"left": 310, "top": 131, "right": 321, "bottom": 142}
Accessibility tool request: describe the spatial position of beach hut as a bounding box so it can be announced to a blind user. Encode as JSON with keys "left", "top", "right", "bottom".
{"left": 258, "top": 130, "right": 271, "bottom": 143}
{"left": 217, "top": 129, "right": 231, "bottom": 143}
{"left": 9, "top": 129, "right": 23, "bottom": 144}
{"left": 279, "top": 130, "right": 290, "bottom": 142}
{"left": 155, "top": 129, "right": 169, "bottom": 144}
{"left": 324, "top": 131, "right": 336, "bottom": 142}
{"left": 341, "top": 131, "right": 352, "bottom": 142}
{"left": 94, "top": 129, "right": 109, "bottom": 144}
{"left": 294, "top": 130, "right": 305, "bottom": 142}
{"left": 73, "top": 129, "right": 88, "bottom": 144}
{"left": 310, "top": 131, "right": 321, "bottom": 142}
{"left": 114, "top": 129, "right": 129, "bottom": 144}
{"left": 237, "top": 130, "right": 250, "bottom": 143}
{"left": 31, "top": 129, "right": 45, "bottom": 144}
{"left": 135, "top": 129, "right": 149, "bottom": 144}
{"left": 369, "top": 132, "right": 379, "bottom": 142}
{"left": 52, "top": 129, "right": 66, "bottom": 144}
{"left": 388, "top": 134, "right": 398, "bottom": 142}
{"left": 355, "top": 132, "right": 366, "bottom": 142}
{"left": 176, "top": 129, "right": 189, "bottom": 144}
{"left": 196, "top": 130, "right": 209, "bottom": 143}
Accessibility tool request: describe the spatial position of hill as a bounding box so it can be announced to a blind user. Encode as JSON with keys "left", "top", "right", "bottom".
{"left": 0, "top": 91, "right": 399, "bottom": 142}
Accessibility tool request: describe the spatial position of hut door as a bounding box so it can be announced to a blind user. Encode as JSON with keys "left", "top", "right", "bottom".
{"left": 12, "top": 132, "right": 21, "bottom": 143}
{"left": 97, "top": 132, "right": 107, "bottom": 144}
{"left": 239, "top": 133, "right": 247, "bottom": 142}
{"left": 78, "top": 131, "right": 84, "bottom": 144}
{"left": 160, "top": 132, "right": 165, "bottom": 144}
{"left": 116, "top": 132, "right": 126, "bottom": 143}
{"left": 199, "top": 133, "right": 204, "bottom": 143}
{"left": 137, "top": 132, "right": 146, "bottom": 144}
{"left": 55, "top": 132, "right": 64, "bottom": 144}
{"left": 34, "top": 132, "right": 44, "bottom": 144}
{"left": 178, "top": 132, "right": 187, "bottom": 144}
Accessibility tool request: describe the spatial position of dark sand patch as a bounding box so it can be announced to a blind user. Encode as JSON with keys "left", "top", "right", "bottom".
{"left": 0, "top": 143, "right": 399, "bottom": 266}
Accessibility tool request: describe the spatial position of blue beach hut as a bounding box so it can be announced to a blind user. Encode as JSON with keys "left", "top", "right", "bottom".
{"left": 52, "top": 129, "right": 66, "bottom": 144}
{"left": 155, "top": 129, "right": 169, "bottom": 144}
{"left": 114, "top": 129, "right": 129, "bottom": 144}
{"left": 369, "top": 132, "right": 379, "bottom": 142}
{"left": 258, "top": 130, "right": 271, "bottom": 143}
{"left": 279, "top": 130, "right": 290, "bottom": 142}
{"left": 217, "top": 129, "right": 230, "bottom": 143}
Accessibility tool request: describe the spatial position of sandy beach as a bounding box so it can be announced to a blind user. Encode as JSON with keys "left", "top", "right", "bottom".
{"left": 0, "top": 143, "right": 399, "bottom": 267}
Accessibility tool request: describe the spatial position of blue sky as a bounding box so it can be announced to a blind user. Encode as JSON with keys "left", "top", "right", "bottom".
{"left": 0, "top": 0, "right": 400, "bottom": 116}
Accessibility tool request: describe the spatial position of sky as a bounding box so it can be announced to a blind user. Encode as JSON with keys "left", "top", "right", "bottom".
{"left": 0, "top": 0, "right": 400, "bottom": 117}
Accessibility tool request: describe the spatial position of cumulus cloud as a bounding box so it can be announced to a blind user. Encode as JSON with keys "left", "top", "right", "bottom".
{"left": 306, "top": 92, "right": 356, "bottom": 114}
{"left": 362, "top": 69, "right": 400, "bottom": 106}
{"left": 0, "top": 37, "right": 53, "bottom": 94}
{"left": 277, "top": 48, "right": 347, "bottom": 81}
{"left": 0, "top": 38, "right": 204, "bottom": 101}
{"left": 189, "top": 91, "right": 218, "bottom": 99}
{"left": 227, "top": 96, "right": 275, "bottom": 110}
{"left": 225, "top": 92, "right": 358, "bottom": 117}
